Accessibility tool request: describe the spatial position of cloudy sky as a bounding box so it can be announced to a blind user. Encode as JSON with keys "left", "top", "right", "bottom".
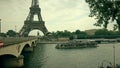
{"left": 0, "top": 0, "right": 113, "bottom": 35}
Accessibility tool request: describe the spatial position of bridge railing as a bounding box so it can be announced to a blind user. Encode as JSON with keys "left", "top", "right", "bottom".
{"left": 0, "top": 37, "right": 37, "bottom": 46}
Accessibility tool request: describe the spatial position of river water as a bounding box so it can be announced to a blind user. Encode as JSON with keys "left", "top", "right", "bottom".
{"left": 24, "top": 43, "right": 120, "bottom": 68}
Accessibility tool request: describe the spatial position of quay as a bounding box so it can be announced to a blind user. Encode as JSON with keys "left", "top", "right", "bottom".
{"left": 38, "top": 38, "right": 120, "bottom": 44}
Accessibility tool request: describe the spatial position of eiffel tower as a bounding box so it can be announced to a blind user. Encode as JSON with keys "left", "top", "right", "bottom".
{"left": 19, "top": 0, "right": 48, "bottom": 36}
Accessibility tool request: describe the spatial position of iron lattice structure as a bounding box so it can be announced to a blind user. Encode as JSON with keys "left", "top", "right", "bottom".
{"left": 19, "top": 0, "right": 48, "bottom": 36}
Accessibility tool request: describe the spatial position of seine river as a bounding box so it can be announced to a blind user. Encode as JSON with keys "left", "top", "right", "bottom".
{"left": 24, "top": 43, "right": 120, "bottom": 68}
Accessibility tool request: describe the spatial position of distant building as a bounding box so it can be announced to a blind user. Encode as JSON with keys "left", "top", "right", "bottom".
{"left": 85, "top": 29, "right": 98, "bottom": 35}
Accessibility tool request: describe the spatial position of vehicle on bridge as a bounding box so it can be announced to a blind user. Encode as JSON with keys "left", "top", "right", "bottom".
{"left": 0, "top": 41, "right": 4, "bottom": 48}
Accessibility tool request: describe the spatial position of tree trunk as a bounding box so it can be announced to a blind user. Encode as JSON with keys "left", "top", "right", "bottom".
{"left": 104, "top": 21, "right": 109, "bottom": 29}
{"left": 116, "top": 19, "right": 120, "bottom": 31}
{"left": 118, "top": 24, "right": 120, "bottom": 31}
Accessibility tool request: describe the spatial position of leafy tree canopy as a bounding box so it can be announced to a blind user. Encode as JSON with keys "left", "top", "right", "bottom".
{"left": 85, "top": 0, "right": 120, "bottom": 31}
{"left": 6, "top": 30, "right": 17, "bottom": 37}
{"left": 0, "top": 33, "right": 6, "bottom": 37}
{"left": 95, "top": 29, "right": 111, "bottom": 35}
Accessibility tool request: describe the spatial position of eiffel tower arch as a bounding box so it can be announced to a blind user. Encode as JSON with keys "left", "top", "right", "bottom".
{"left": 19, "top": 0, "right": 48, "bottom": 37}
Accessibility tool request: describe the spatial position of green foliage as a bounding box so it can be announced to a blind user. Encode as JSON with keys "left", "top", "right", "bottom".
{"left": 74, "top": 30, "right": 87, "bottom": 39}
{"left": 6, "top": 30, "right": 17, "bottom": 37}
{"left": 69, "top": 36, "right": 74, "bottom": 40}
{"left": 85, "top": 0, "right": 120, "bottom": 31}
{"left": 95, "top": 29, "right": 110, "bottom": 35}
{"left": 51, "top": 30, "right": 72, "bottom": 38}
{"left": 94, "top": 29, "right": 120, "bottom": 38}
{"left": 51, "top": 30, "right": 87, "bottom": 39}
{"left": 0, "top": 33, "right": 6, "bottom": 37}
{"left": 75, "top": 30, "right": 81, "bottom": 34}
{"left": 51, "top": 29, "right": 120, "bottom": 39}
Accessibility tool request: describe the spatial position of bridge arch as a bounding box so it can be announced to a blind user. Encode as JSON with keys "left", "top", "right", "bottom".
{"left": 0, "top": 38, "right": 37, "bottom": 67}
{"left": 0, "top": 54, "right": 17, "bottom": 67}
{"left": 0, "top": 54, "right": 16, "bottom": 58}
{"left": 32, "top": 41, "right": 35, "bottom": 45}
{"left": 21, "top": 43, "right": 31, "bottom": 53}
{"left": 24, "top": 43, "right": 31, "bottom": 47}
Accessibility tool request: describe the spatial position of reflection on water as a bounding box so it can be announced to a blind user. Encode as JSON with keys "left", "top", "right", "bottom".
{"left": 24, "top": 44, "right": 47, "bottom": 68}
{"left": 24, "top": 43, "right": 120, "bottom": 68}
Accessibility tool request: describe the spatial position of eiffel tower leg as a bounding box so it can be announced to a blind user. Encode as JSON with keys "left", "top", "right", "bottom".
{"left": 19, "top": 27, "right": 30, "bottom": 37}
{"left": 19, "top": 22, "right": 48, "bottom": 37}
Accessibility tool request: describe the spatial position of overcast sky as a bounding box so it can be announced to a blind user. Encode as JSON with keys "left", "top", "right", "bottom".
{"left": 0, "top": 0, "right": 113, "bottom": 35}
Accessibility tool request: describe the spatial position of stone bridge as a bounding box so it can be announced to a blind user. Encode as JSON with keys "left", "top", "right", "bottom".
{"left": 0, "top": 37, "right": 38, "bottom": 67}
{"left": 0, "top": 39, "right": 36, "bottom": 57}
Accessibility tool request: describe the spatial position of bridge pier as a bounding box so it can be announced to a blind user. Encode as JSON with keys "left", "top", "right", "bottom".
{"left": 24, "top": 46, "right": 34, "bottom": 52}
{"left": 3, "top": 55, "right": 24, "bottom": 68}
{"left": 32, "top": 43, "right": 37, "bottom": 47}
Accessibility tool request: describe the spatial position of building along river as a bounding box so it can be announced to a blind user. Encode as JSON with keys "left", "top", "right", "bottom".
{"left": 23, "top": 43, "right": 120, "bottom": 68}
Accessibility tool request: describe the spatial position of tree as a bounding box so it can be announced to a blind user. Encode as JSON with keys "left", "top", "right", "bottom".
{"left": 6, "top": 30, "right": 17, "bottom": 37}
{"left": 63, "top": 30, "right": 71, "bottom": 37}
{"left": 95, "top": 29, "right": 110, "bottom": 35}
{"left": 73, "top": 30, "right": 87, "bottom": 39}
{"left": 85, "top": 0, "right": 120, "bottom": 31}
{"left": 94, "top": 29, "right": 118, "bottom": 38}
{"left": 75, "top": 30, "right": 81, "bottom": 35}
{"left": 0, "top": 33, "right": 6, "bottom": 37}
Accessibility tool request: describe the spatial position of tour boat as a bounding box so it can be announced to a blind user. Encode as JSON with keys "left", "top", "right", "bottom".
{"left": 55, "top": 40, "right": 98, "bottom": 49}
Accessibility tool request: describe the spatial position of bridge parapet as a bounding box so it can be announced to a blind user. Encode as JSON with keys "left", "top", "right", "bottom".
{"left": 0, "top": 39, "right": 37, "bottom": 68}
{"left": 0, "top": 39, "right": 37, "bottom": 57}
{"left": 0, "top": 37, "right": 37, "bottom": 46}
